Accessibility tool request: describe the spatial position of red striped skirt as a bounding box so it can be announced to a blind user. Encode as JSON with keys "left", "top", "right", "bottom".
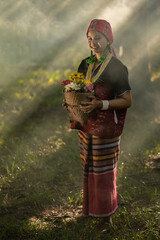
{"left": 78, "top": 130, "right": 120, "bottom": 217}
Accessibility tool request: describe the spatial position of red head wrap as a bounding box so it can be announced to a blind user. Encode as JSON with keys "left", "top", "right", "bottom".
{"left": 86, "top": 19, "right": 116, "bottom": 56}
{"left": 86, "top": 19, "right": 113, "bottom": 44}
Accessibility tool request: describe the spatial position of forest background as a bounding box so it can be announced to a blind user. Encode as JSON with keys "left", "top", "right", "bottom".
{"left": 0, "top": 0, "right": 160, "bottom": 239}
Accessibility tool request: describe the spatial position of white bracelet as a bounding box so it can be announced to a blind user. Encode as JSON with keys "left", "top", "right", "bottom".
{"left": 101, "top": 100, "right": 109, "bottom": 110}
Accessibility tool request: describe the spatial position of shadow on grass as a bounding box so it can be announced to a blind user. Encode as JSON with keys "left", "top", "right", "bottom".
{"left": 0, "top": 216, "right": 111, "bottom": 240}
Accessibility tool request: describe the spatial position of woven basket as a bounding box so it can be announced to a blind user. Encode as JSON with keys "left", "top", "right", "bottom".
{"left": 64, "top": 91, "right": 93, "bottom": 125}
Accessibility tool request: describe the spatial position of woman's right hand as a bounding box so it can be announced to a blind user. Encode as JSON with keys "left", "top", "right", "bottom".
{"left": 80, "top": 95, "right": 102, "bottom": 113}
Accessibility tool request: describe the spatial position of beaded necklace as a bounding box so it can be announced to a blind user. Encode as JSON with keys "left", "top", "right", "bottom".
{"left": 86, "top": 51, "right": 112, "bottom": 83}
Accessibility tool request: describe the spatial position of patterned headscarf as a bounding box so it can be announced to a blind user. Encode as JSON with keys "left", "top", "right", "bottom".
{"left": 86, "top": 19, "right": 116, "bottom": 56}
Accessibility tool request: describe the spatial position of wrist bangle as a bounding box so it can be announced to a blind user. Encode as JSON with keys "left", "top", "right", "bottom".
{"left": 101, "top": 100, "right": 109, "bottom": 110}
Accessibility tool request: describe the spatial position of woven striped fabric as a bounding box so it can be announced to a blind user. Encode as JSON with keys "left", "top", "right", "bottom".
{"left": 78, "top": 130, "right": 120, "bottom": 217}
{"left": 79, "top": 131, "right": 120, "bottom": 174}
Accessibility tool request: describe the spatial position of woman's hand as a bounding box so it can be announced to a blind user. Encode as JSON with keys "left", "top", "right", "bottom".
{"left": 80, "top": 95, "right": 102, "bottom": 113}
{"left": 79, "top": 91, "right": 132, "bottom": 113}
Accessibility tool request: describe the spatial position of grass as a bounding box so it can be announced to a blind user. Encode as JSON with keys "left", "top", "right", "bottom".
{"left": 0, "top": 63, "right": 160, "bottom": 239}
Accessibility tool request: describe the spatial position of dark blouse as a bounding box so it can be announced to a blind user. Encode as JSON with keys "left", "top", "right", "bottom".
{"left": 70, "top": 55, "right": 131, "bottom": 138}
{"left": 78, "top": 56, "right": 131, "bottom": 97}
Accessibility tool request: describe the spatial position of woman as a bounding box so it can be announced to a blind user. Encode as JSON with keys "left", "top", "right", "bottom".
{"left": 71, "top": 19, "right": 132, "bottom": 223}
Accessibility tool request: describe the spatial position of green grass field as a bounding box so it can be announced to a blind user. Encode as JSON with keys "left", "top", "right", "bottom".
{"left": 0, "top": 64, "right": 159, "bottom": 240}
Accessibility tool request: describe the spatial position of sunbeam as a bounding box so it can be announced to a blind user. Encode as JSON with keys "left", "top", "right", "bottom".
{"left": 99, "top": 0, "right": 146, "bottom": 30}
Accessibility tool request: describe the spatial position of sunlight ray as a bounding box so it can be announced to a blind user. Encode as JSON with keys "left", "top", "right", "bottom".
{"left": 0, "top": 0, "right": 111, "bottom": 88}
{"left": 0, "top": 1, "right": 23, "bottom": 20}
{"left": 99, "top": 0, "right": 146, "bottom": 30}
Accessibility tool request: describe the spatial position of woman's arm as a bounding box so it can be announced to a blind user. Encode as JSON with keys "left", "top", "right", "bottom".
{"left": 80, "top": 91, "right": 132, "bottom": 113}
{"left": 108, "top": 91, "right": 132, "bottom": 109}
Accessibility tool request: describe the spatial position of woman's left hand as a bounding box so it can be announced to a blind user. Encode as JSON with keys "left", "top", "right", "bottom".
{"left": 80, "top": 95, "right": 102, "bottom": 113}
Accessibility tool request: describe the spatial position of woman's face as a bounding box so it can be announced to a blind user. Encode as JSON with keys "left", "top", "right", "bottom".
{"left": 87, "top": 30, "right": 109, "bottom": 56}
